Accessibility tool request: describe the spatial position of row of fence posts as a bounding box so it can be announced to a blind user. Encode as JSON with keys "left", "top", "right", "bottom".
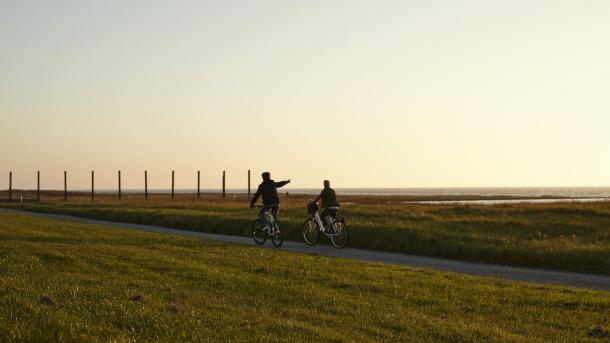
{"left": 4, "top": 170, "right": 253, "bottom": 202}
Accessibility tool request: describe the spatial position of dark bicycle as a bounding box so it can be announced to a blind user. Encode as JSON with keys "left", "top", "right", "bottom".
{"left": 251, "top": 206, "right": 283, "bottom": 248}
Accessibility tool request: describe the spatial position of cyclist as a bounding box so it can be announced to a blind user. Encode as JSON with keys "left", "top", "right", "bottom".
{"left": 250, "top": 172, "right": 291, "bottom": 228}
{"left": 312, "top": 180, "right": 340, "bottom": 230}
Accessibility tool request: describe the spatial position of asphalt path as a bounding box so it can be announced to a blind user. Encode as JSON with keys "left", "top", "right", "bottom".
{"left": 2, "top": 208, "right": 609, "bottom": 292}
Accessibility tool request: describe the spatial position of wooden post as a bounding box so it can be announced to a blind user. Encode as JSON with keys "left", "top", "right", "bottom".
{"left": 8, "top": 171, "right": 12, "bottom": 202}
{"left": 222, "top": 171, "right": 226, "bottom": 198}
{"left": 197, "top": 170, "right": 201, "bottom": 199}
{"left": 171, "top": 170, "right": 175, "bottom": 199}
{"left": 118, "top": 170, "right": 122, "bottom": 200}
{"left": 91, "top": 171, "right": 95, "bottom": 201}
{"left": 144, "top": 170, "right": 148, "bottom": 200}
{"left": 37, "top": 171, "right": 40, "bottom": 201}
{"left": 247, "top": 170, "right": 251, "bottom": 200}
{"left": 64, "top": 171, "right": 67, "bottom": 201}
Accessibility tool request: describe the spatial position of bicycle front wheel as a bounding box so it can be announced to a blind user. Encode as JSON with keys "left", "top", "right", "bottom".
{"left": 330, "top": 219, "right": 349, "bottom": 249}
{"left": 252, "top": 219, "right": 267, "bottom": 245}
{"left": 271, "top": 222, "right": 283, "bottom": 248}
{"left": 302, "top": 218, "right": 319, "bottom": 246}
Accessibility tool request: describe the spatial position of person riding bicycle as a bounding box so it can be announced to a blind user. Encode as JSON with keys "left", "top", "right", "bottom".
{"left": 312, "top": 180, "right": 340, "bottom": 230}
{"left": 250, "top": 172, "right": 291, "bottom": 228}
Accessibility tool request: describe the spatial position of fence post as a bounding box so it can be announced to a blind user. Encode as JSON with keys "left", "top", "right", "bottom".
{"left": 144, "top": 170, "right": 148, "bottom": 200}
{"left": 247, "top": 170, "right": 251, "bottom": 200}
{"left": 64, "top": 171, "right": 67, "bottom": 201}
{"left": 171, "top": 170, "right": 175, "bottom": 199}
{"left": 118, "top": 170, "right": 122, "bottom": 200}
{"left": 91, "top": 171, "right": 95, "bottom": 201}
{"left": 197, "top": 170, "right": 201, "bottom": 199}
{"left": 8, "top": 171, "right": 12, "bottom": 202}
{"left": 222, "top": 171, "right": 226, "bottom": 198}
{"left": 37, "top": 171, "right": 40, "bottom": 201}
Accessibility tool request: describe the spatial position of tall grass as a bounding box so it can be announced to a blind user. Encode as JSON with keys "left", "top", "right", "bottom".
{"left": 3, "top": 198, "right": 610, "bottom": 274}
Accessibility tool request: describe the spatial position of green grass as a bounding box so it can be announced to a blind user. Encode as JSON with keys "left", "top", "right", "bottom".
{"left": 0, "top": 212, "right": 608, "bottom": 342}
{"left": 3, "top": 199, "right": 610, "bottom": 275}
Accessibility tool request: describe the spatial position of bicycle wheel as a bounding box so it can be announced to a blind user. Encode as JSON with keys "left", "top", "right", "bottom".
{"left": 330, "top": 219, "right": 349, "bottom": 249}
{"left": 271, "top": 222, "right": 283, "bottom": 248}
{"left": 252, "top": 219, "right": 267, "bottom": 245}
{"left": 302, "top": 218, "right": 319, "bottom": 246}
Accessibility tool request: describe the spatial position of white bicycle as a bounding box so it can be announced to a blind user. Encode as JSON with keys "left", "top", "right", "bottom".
{"left": 302, "top": 202, "right": 349, "bottom": 249}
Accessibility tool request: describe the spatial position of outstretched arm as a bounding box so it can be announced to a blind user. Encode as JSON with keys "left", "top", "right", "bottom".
{"left": 274, "top": 179, "right": 291, "bottom": 188}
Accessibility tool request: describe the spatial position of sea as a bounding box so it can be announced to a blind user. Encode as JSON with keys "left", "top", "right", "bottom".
{"left": 114, "top": 187, "right": 610, "bottom": 197}
{"left": 110, "top": 187, "right": 610, "bottom": 205}
{"left": 284, "top": 187, "right": 610, "bottom": 205}
{"left": 280, "top": 187, "right": 610, "bottom": 198}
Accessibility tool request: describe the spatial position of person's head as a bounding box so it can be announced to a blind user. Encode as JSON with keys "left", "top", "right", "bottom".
{"left": 323, "top": 180, "right": 330, "bottom": 188}
{"left": 262, "top": 172, "right": 271, "bottom": 181}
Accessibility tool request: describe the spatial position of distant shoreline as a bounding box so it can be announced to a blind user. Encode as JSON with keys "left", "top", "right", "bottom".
{"left": 2, "top": 188, "right": 610, "bottom": 205}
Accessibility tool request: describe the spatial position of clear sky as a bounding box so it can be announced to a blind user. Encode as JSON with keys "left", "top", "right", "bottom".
{"left": 2, "top": 0, "right": 609, "bottom": 190}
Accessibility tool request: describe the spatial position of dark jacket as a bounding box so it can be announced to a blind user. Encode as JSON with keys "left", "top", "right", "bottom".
{"left": 251, "top": 179, "right": 289, "bottom": 206}
{"left": 317, "top": 187, "right": 339, "bottom": 208}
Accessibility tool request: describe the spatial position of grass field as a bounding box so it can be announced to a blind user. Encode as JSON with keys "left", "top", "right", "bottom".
{"left": 2, "top": 194, "right": 609, "bottom": 276}
{"left": 0, "top": 211, "right": 609, "bottom": 342}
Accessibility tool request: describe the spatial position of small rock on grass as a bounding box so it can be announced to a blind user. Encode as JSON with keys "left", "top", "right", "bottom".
{"left": 588, "top": 326, "right": 607, "bottom": 338}
{"left": 40, "top": 296, "right": 55, "bottom": 306}
{"left": 463, "top": 306, "right": 476, "bottom": 313}
{"left": 253, "top": 267, "right": 268, "bottom": 273}
{"left": 169, "top": 305, "right": 184, "bottom": 315}
{"left": 130, "top": 295, "right": 144, "bottom": 302}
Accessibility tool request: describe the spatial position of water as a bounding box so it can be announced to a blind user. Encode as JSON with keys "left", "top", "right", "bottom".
{"left": 107, "top": 187, "right": 610, "bottom": 198}
{"left": 282, "top": 187, "right": 610, "bottom": 198}
{"left": 289, "top": 187, "right": 610, "bottom": 205}
{"left": 403, "top": 198, "right": 609, "bottom": 205}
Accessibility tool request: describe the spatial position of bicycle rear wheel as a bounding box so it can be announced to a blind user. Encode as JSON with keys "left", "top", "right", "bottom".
{"left": 252, "top": 219, "right": 267, "bottom": 245}
{"left": 330, "top": 219, "right": 348, "bottom": 249}
{"left": 302, "top": 218, "right": 319, "bottom": 246}
{"left": 271, "top": 222, "right": 283, "bottom": 248}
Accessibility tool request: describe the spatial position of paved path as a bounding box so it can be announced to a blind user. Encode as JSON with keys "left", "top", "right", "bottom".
{"left": 2, "top": 208, "right": 609, "bottom": 292}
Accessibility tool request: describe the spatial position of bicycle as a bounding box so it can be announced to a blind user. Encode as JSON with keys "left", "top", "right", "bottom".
{"left": 251, "top": 206, "right": 284, "bottom": 248}
{"left": 302, "top": 202, "right": 349, "bottom": 249}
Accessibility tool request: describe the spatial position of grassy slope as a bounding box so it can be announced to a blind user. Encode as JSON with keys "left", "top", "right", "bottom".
{"left": 0, "top": 212, "right": 609, "bottom": 342}
{"left": 3, "top": 199, "right": 610, "bottom": 275}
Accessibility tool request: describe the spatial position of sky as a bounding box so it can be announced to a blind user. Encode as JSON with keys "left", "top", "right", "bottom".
{"left": 1, "top": 0, "right": 610, "bottom": 190}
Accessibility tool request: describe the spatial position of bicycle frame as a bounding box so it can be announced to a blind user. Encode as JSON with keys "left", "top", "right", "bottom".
{"left": 312, "top": 211, "right": 336, "bottom": 236}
